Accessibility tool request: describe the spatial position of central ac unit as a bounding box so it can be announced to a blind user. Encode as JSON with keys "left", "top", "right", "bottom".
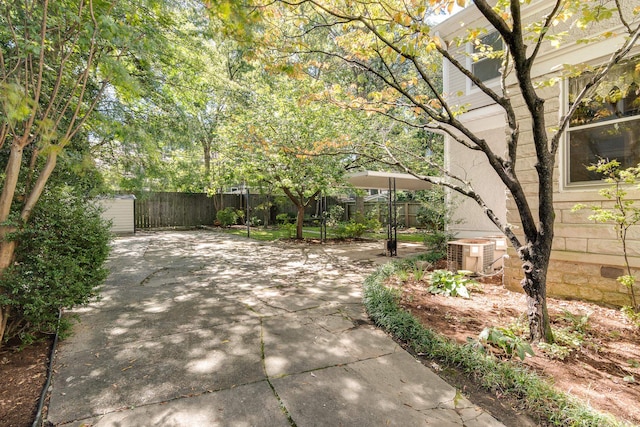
{"left": 447, "top": 239, "right": 496, "bottom": 274}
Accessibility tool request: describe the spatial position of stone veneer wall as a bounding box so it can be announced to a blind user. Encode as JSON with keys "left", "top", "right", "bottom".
{"left": 504, "top": 251, "right": 637, "bottom": 307}
{"left": 502, "top": 80, "right": 640, "bottom": 308}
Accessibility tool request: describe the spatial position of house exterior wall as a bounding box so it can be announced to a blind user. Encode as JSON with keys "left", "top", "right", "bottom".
{"left": 439, "top": 7, "right": 508, "bottom": 239}
{"left": 445, "top": 105, "right": 506, "bottom": 238}
{"left": 96, "top": 196, "right": 135, "bottom": 234}
{"left": 437, "top": 2, "right": 640, "bottom": 307}
{"left": 500, "top": 45, "right": 640, "bottom": 308}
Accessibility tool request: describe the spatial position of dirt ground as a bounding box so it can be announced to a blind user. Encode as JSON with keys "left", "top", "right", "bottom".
{"left": 0, "top": 339, "right": 50, "bottom": 427}
{"left": 393, "top": 269, "right": 640, "bottom": 425}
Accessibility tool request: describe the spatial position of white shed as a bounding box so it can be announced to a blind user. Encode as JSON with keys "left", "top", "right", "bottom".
{"left": 96, "top": 195, "right": 136, "bottom": 234}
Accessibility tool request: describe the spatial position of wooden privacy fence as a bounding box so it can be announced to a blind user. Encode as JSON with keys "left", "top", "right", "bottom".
{"left": 133, "top": 192, "right": 342, "bottom": 230}
{"left": 135, "top": 192, "right": 217, "bottom": 229}
{"left": 133, "top": 192, "right": 419, "bottom": 230}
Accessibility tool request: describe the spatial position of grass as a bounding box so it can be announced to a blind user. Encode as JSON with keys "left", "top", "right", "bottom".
{"left": 218, "top": 226, "right": 427, "bottom": 242}
{"left": 362, "top": 257, "right": 629, "bottom": 427}
{"left": 220, "top": 227, "right": 297, "bottom": 241}
{"left": 364, "top": 231, "right": 426, "bottom": 242}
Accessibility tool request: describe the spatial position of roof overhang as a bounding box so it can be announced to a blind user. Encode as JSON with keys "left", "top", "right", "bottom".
{"left": 346, "top": 171, "right": 434, "bottom": 191}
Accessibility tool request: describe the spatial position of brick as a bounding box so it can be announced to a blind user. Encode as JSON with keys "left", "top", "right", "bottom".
{"left": 552, "top": 238, "right": 567, "bottom": 251}
{"left": 589, "top": 278, "right": 620, "bottom": 292}
{"left": 560, "top": 209, "right": 593, "bottom": 225}
{"left": 588, "top": 239, "right": 640, "bottom": 256}
{"left": 549, "top": 282, "right": 579, "bottom": 297}
{"left": 602, "top": 292, "right": 630, "bottom": 307}
{"left": 546, "top": 270, "right": 564, "bottom": 283}
{"left": 555, "top": 223, "right": 615, "bottom": 240}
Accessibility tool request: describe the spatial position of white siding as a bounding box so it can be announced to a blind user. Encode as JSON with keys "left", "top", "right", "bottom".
{"left": 445, "top": 104, "right": 507, "bottom": 237}
{"left": 445, "top": 47, "right": 498, "bottom": 112}
{"left": 96, "top": 197, "right": 135, "bottom": 234}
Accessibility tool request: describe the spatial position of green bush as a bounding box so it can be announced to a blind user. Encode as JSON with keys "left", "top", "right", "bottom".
{"left": 216, "top": 207, "right": 239, "bottom": 227}
{"left": 334, "top": 220, "right": 367, "bottom": 238}
{"left": 416, "top": 188, "right": 459, "bottom": 255}
{"left": 427, "top": 269, "right": 475, "bottom": 298}
{"left": 326, "top": 205, "right": 345, "bottom": 227}
{"left": 276, "top": 212, "right": 292, "bottom": 225}
{"left": 423, "top": 230, "right": 456, "bottom": 258}
{"left": 236, "top": 209, "right": 245, "bottom": 225}
{"left": 475, "top": 326, "right": 535, "bottom": 361}
{"left": 0, "top": 190, "right": 112, "bottom": 346}
{"left": 364, "top": 214, "right": 382, "bottom": 232}
{"left": 283, "top": 223, "right": 296, "bottom": 238}
{"left": 333, "top": 213, "right": 380, "bottom": 239}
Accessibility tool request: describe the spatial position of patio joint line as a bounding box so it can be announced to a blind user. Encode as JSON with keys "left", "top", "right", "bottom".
{"left": 260, "top": 317, "right": 298, "bottom": 427}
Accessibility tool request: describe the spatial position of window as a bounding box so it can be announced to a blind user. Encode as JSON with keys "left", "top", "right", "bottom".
{"left": 566, "top": 57, "right": 640, "bottom": 184}
{"left": 471, "top": 32, "right": 503, "bottom": 83}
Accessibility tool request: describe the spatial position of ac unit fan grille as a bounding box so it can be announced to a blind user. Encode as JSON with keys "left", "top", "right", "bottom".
{"left": 481, "top": 244, "right": 493, "bottom": 271}
{"left": 447, "top": 244, "right": 464, "bottom": 271}
{"left": 446, "top": 240, "right": 496, "bottom": 273}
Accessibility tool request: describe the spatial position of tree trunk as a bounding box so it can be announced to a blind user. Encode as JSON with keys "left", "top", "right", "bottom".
{"left": 203, "top": 140, "right": 211, "bottom": 177}
{"left": 0, "top": 141, "right": 26, "bottom": 347}
{"left": 0, "top": 238, "right": 16, "bottom": 345}
{"left": 355, "top": 195, "right": 365, "bottom": 222}
{"left": 0, "top": 142, "right": 25, "bottom": 223}
{"left": 0, "top": 306, "right": 9, "bottom": 348}
{"left": 519, "top": 239, "right": 554, "bottom": 343}
{"left": 0, "top": 237, "right": 16, "bottom": 271}
{"left": 296, "top": 204, "right": 305, "bottom": 239}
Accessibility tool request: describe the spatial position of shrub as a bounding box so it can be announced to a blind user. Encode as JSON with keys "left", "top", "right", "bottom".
{"left": 427, "top": 270, "right": 475, "bottom": 298}
{"left": 423, "top": 230, "right": 456, "bottom": 257}
{"left": 573, "top": 160, "right": 640, "bottom": 323}
{"left": 0, "top": 189, "right": 111, "bottom": 346}
{"left": 364, "top": 213, "right": 382, "bottom": 232}
{"left": 283, "top": 223, "right": 296, "bottom": 238}
{"left": 236, "top": 209, "right": 245, "bottom": 225}
{"left": 334, "top": 220, "right": 367, "bottom": 238}
{"left": 326, "top": 205, "right": 345, "bottom": 227}
{"left": 417, "top": 187, "right": 460, "bottom": 255}
{"left": 276, "top": 213, "right": 288, "bottom": 225}
{"left": 475, "top": 326, "right": 535, "bottom": 361}
{"left": 216, "top": 207, "right": 238, "bottom": 227}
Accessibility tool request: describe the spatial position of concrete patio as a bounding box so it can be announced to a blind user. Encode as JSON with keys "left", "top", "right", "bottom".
{"left": 46, "top": 230, "right": 504, "bottom": 426}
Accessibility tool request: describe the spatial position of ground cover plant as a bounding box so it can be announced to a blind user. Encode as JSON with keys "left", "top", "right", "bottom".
{"left": 365, "top": 257, "right": 640, "bottom": 426}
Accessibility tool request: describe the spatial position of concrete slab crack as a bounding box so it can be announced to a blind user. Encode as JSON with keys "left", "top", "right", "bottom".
{"left": 139, "top": 267, "right": 169, "bottom": 285}
{"left": 260, "top": 317, "right": 298, "bottom": 427}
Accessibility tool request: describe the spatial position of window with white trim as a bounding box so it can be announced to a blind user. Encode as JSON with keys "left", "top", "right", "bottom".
{"left": 471, "top": 32, "right": 502, "bottom": 83}
{"left": 566, "top": 57, "right": 640, "bottom": 184}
